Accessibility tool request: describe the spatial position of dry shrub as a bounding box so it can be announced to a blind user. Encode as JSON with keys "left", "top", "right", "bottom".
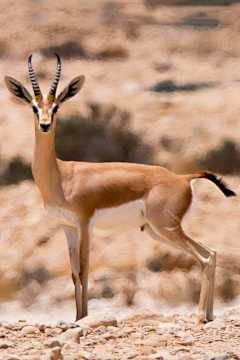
{"left": 198, "top": 139, "right": 240, "bottom": 175}
{"left": 217, "top": 275, "right": 240, "bottom": 302}
{"left": 96, "top": 45, "right": 129, "bottom": 61}
{"left": 147, "top": 246, "right": 197, "bottom": 273}
{"left": 154, "top": 268, "right": 201, "bottom": 306}
{"left": 55, "top": 103, "right": 153, "bottom": 164}
{"left": 0, "top": 157, "right": 33, "bottom": 187}
{"left": 122, "top": 271, "right": 137, "bottom": 306}
{"left": 41, "top": 40, "right": 87, "bottom": 59}
{"left": 149, "top": 80, "right": 215, "bottom": 93}
{"left": 144, "top": 0, "right": 234, "bottom": 8}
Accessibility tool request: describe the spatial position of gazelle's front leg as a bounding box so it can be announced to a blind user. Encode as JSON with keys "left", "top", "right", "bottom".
{"left": 79, "top": 220, "right": 91, "bottom": 318}
{"left": 62, "top": 225, "right": 82, "bottom": 320}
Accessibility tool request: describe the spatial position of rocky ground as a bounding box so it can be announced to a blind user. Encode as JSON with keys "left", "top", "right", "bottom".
{"left": 0, "top": 308, "right": 240, "bottom": 360}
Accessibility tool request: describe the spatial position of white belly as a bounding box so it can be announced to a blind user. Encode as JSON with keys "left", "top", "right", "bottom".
{"left": 46, "top": 200, "right": 146, "bottom": 231}
{"left": 93, "top": 200, "right": 146, "bottom": 231}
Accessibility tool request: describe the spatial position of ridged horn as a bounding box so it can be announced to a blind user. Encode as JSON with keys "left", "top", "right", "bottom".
{"left": 28, "top": 55, "right": 41, "bottom": 96}
{"left": 49, "top": 53, "right": 61, "bottom": 96}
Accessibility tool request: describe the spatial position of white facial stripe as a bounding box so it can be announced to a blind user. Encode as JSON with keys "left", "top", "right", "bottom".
{"left": 32, "top": 99, "right": 42, "bottom": 119}
{"left": 48, "top": 101, "right": 58, "bottom": 118}
{"left": 32, "top": 99, "right": 38, "bottom": 108}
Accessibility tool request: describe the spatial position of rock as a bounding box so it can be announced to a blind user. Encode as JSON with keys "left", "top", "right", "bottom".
{"left": 22, "top": 325, "right": 38, "bottom": 334}
{"left": 38, "top": 324, "right": 46, "bottom": 331}
{"left": 45, "top": 327, "right": 63, "bottom": 336}
{"left": 76, "top": 312, "right": 117, "bottom": 328}
{"left": 178, "top": 357, "right": 194, "bottom": 360}
{"left": 122, "top": 327, "right": 136, "bottom": 334}
{"left": 78, "top": 351, "right": 94, "bottom": 360}
{"left": 7, "top": 356, "right": 20, "bottom": 360}
{"left": 204, "top": 320, "right": 225, "bottom": 330}
{"left": 178, "top": 339, "right": 194, "bottom": 346}
{"left": 126, "top": 351, "right": 139, "bottom": 359}
{"left": 95, "top": 325, "right": 107, "bottom": 333}
{"left": 56, "top": 320, "right": 78, "bottom": 331}
{"left": 131, "top": 332, "right": 143, "bottom": 339}
{"left": 0, "top": 342, "right": 14, "bottom": 349}
{"left": 102, "top": 332, "right": 116, "bottom": 340}
{"left": 138, "top": 335, "right": 167, "bottom": 347}
{"left": 174, "top": 347, "right": 191, "bottom": 352}
{"left": 140, "top": 345, "right": 157, "bottom": 355}
{"left": 3, "top": 323, "right": 24, "bottom": 331}
{"left": 107, "top": 325, "right": 120, "bottom": 332}
{"left": 176, "top": 331, "right": 193, "bottom": 339}
{"left": 57, "top": 327, "right": 83, "bottom": 344}
{"left": 121, "top": 308, "right": 168, "bottom": 326}
{"left": 44, "top": 339, "right": 62, "bottom": 348}
{"left": 49, "top": 347, "right": 63, "bottom": 360}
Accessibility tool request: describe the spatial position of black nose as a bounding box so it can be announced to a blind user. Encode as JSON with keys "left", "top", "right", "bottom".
{"left": 40, "top": 124, "right": 51, "bottom": 132}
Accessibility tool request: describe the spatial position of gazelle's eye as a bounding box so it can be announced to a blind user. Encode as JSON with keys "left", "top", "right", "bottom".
{"left": 52, "top": 106, "right": 59, "bottom": 114}
{"left": 32, "top": 106, "right": 38, "bottom": 114}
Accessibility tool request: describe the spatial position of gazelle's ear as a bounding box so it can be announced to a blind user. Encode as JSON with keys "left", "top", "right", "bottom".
{"left": 57, "top": 76, "right": 85, "bottom": 104}
{"left": 4, "top": 76, "right": 33, "bottom": 104}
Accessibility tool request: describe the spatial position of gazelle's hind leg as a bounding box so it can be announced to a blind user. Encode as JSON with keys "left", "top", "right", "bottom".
{"left": 144, "top": 223, "right": 216, "bottom": 324}
{"left": 62, "top": 225, "right": 82, "bottom": 321}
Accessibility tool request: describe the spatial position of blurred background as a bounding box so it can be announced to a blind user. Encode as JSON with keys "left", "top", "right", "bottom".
{"left": 1, "top": 0, "right": 240, "bottom": 323}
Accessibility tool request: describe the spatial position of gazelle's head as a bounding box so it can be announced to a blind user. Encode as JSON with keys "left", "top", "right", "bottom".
{"left": 4, "top": 54, "right": 85, "bottom": 133}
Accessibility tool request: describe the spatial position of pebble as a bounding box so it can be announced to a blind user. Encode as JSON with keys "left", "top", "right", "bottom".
{"left": 0, "top": 342, "right": 14, "bottom": 348}
{"left": 174, "top": 347, "right": 191, "bottom": 353}
{"left": 122, "top": 326, "right": 136, "bottom": 334}
{"left": 0, "top": 309, "right": 238, "bottom": 360}
{"left": 44, "top": 339, "right": 62, "bottom": 348}
{"left": 45, "top": 327, "right": 63, "bottom": 336}
{"left": 57, "top": 327, "right": 83, "bottom": 344}
{"left": 178, "top": 339, "right": 194, "bottom": 346}
{"left": 22, "top": 326, "right": 38, "bottom": 335}
{"left": 49, "top": 346, "right": 63, "bottom": 360}
{"left": 78, "top": 351, "right": 94, "bottom": 360}
{"left": 139, "top": 345, "right": 157, "bottom": 355}
{"left": 95, "top": 325, "right": 107, "bottom": 333}
{"left": 102, "top": 332, "right": 117, "bottom": 340}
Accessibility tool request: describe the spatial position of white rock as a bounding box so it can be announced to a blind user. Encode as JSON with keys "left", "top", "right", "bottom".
{"left": 22, "top": 325, "right": 38, "bottom": 334}
{"left": 76, "top": 312, "right": 117, "bottom": 329}
{"left": 203, "top": 320, "right": 225, "bottom": 330}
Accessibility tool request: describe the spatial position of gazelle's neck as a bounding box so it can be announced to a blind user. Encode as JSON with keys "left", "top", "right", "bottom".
{"left": 32, "top": 126, "right": 63, "bottom": 204}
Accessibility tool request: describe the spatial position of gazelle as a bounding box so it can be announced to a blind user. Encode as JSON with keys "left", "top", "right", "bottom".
{"left": 5, "top": 54, "right": 235, "bottom": 324}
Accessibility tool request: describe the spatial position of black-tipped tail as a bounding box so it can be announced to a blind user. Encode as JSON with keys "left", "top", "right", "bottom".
{"left": 197, "top": 171, "right": 236, "bottom": 197}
